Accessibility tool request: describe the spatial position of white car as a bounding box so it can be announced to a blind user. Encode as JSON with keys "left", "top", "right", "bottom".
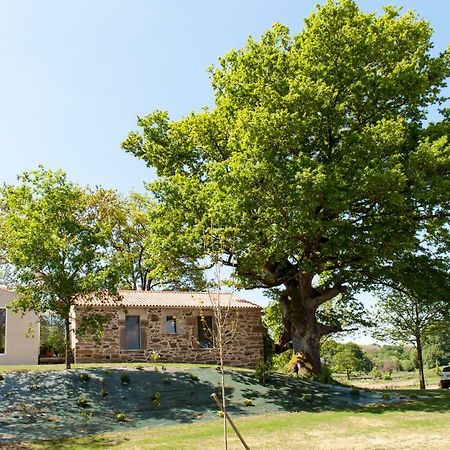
{"left": 440, "top": 366, "right": 450, "bottom": 389}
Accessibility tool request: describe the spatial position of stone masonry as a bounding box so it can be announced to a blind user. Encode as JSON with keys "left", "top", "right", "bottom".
{"left": 74, "top": 305, "right": 264, "bottom": 369}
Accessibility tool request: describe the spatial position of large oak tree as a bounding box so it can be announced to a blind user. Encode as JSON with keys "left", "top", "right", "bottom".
{"left": 123, "top": 0, "right": 450, "bottom": 374}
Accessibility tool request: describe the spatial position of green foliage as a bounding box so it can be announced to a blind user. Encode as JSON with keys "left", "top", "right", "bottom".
{"left": 255, "top": 360, "right": 272, "bottom": 384}
{"left": 120, "top": 373, "right": 130, "bottom": 385}
{"left": 151, "top": 391, "right": 161, "bottom": 407}
{"left": 271, "top": 350, "right": 293, "bottom": 373}
{"left": 79, "top": 373, "right": 91, "bottom": 382}
{"left": 262, "top": 299, "right": 283, "bottom": 343}
{"left": 108, "top": 192, "right": 206, "bottom": 291}
{"left": 39, "top": 315, "right": 65, "bottom": 357}
{"left": 77, "top": 396, "right": 90, "bottom": 408}
{"left": 0, "top": 167, "right": 120, "bottom": 367}
{"left": 331, "top": 343, "right": 366, "bottom": 379}
{"left": 122, "top": 0, "right": 450, "bottom": 373}
{"left": 115, "top": 412, "right": 128, "bottom": 422}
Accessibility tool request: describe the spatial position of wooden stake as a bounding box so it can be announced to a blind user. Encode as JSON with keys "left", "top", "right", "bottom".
{"left": 211, "top": 393, "right": 250, "bottom": 450}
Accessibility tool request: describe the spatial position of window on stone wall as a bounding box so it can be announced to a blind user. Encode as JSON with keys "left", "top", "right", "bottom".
{"left": 197, "top": 316, "right": 214, "bottom": 348}
{"left": 0, "top": 308, "right": 5, "bottom": 354}
{"left": 124, "top": 315, "right": 140, "bottom": 350}
{"left": 166, "top": 316, "right": 177, "bottom": 334}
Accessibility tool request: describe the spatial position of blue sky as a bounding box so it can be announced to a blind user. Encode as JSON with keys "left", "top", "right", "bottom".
{"left": 0, "top": 1, "right": 449, "bottom": 326}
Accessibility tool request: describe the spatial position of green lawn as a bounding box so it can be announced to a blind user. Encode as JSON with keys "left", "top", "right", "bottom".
{"left": 26, "top": 390, "right": 450, "bottom": 450}
{"left": 1, "top": 364, "right": 448, "bottom": 449}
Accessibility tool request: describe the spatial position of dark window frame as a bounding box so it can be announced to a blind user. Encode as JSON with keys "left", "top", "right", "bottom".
{"left": 124, "top": 315, "right": 141, "bottom": 350}
{"left": 166, "top": 315, "right": 177, "bottom": 334}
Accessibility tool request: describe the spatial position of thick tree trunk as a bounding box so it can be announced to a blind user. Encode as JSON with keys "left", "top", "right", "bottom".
{"left": 280, "top": 275, "right": 345, "bottom": 375}
{"left": 416, "top": 334, "right": 426, "bottom": 390}
{"left": 65, "top": 317, "right": 74, "bottom": 370}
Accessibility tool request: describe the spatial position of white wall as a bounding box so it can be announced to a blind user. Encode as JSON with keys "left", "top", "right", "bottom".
{"left": 0, "top": 288, "right": 40, "bottom": 365}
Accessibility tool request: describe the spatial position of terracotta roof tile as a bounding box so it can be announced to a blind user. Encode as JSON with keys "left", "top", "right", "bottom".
{"left": 76, "top": 290, "right": 261, "bottom": 309}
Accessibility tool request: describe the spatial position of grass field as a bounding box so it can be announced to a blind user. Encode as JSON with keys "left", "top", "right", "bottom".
{"left": 1, "top": 364, "right": 448, "bottom": 449}
{"left": 22, "top": 390, "right": 449, "bottom": 450}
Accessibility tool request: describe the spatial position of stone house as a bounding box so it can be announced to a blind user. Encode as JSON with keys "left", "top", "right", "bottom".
{"left": 0, "top": 287, "right": 40, "bottom": 365}
{"left": 73, "top": 290, "right": 264, "bottom": 368}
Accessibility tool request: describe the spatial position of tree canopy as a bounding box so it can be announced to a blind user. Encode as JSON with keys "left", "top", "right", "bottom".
{"left": 0, "top": 167, "right": 119, "bottom": 368}
{"left": 123, "top": 0, "right": 450, "bottom": 374}
{"left": 374, "top": 255, "right": 450, "bottom": 388}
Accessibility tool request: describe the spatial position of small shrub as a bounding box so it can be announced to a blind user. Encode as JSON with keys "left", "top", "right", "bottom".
{"left": 255, "top": 360, "right": 272, "bottom": 384}
{"left": 383, "top": 374, "right": 392, "bottom": 381}
{"left": 120, "top": 373, "right": 130, "bottom": 385}
{"left": 77, "top": 396, "right": 90, "bottom": 408}
{"left": 151, "top": 391, "right": 161, "bottom": 407}
{"left": 370, "top": 367, "right": 382, "bottom": 380}
{"left": 216, "top": 411, "right": 225, "bottom": 418}
{"left": 150, "top": 351, "right": 160, "bottom": 363}
{"left": 243, "top": 399, "right": 254, "bottom": 407}
{"left": 161, "top": 365, "right": 167, "bottom": 371}
{"left": 80, "top": 411, "right": 92, "bottom": 423}
{"left": 115, "top": 412, "right": 128, "bottom": 422}
{"left": 318, "top": 364, "right": 333, "bottom": 384}
{"left": 188, "top": 373, "right": 199, "bottom": 382}
{"left": 80, "top": 373, "right": 90, "bottom": 382}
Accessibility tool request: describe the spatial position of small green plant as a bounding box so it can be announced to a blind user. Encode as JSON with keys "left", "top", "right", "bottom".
{"left": 216, "top": 411, "right": 225, "bottom": 418}
{"left": 120, "top": 373, "right": 130, "bottom": 385}
{"left": 243, "top": 399, "right": 254, "bottom": 407}
{"left": 161, "top": 365, "right": 167, "bottom": 371}
{"left": 80, "top": 373, "right": 90, "bottom": 382}
{"left": 77, "top": 396, "right": 90, "bottom": 408}
{"left": 188, "top": 373, "right": 199, "bottom": 382}
{"left": 115, "top": 412, "right": 128, "bottom": 422}
{"left": 80, "top": 411, "right": 92, "bottom": 423}
{"left": 150, "top": 350, "right": 160, "bottom": 363}
{"left": 151, "top": 391, "right": 161, "bottom": 407}
{"left": 370, "top": 367, "right": 382, "bottom": 380}
{"left": 255, "top": 360, "right": 272, "bottom": 384}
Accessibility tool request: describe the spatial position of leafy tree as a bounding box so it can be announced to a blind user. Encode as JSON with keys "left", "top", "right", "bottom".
{"left": 0, "top": 168, "right": 119, "bottom": 368}
{"left": 331, "top": 342, "right": 366, "bottom": 380}
{"left": 422, "top": 326, "right": 450, "bottom": 368}
{"left": 374, "top": 256, "right": 450, "bottom": 388}
{"left": 109, "top": 192, "right": 206, "bottom": 291}
{"left": 122, "top": 0, "right": 450, "bottom": 374}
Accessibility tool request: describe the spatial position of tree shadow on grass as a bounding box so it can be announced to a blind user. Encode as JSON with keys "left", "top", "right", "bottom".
{"left": 228, "top": 370, "right": 381, "bottom": 413}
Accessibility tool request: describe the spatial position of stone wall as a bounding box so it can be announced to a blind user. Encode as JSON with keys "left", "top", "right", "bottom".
{"left": 74, "top": 306, "right": 264, "bottom": 368}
